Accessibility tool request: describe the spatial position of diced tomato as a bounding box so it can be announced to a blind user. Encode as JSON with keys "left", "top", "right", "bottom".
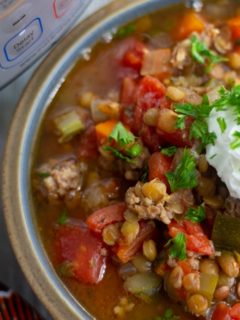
{"left": 55, "top": 221, "right": 106, "bottom": 284}
{"left": 228, "top": 16, "right": 240, "bottom": 41}
{"left": 168, "top": 220, "right": 214, "bottom": 256}
{"left": 230, "top": 303, "right": 240, "bottom": 320}
{"left": 120, "top": 77, "right": 138, "bottom": 130}
{"left": 120, "top": 77, "right": 138, "bottom": 106}
{"left": 183, "top": 220, "right": 204, "bottom": 234}
{"left": 86, "top": 202, "right": 126, "bottom": 234}
{"left": 187, "top": 234, "right": 213, "bottom": 256}
{"left": 211, "top": 303, "right": 231, "bottom": 320}
{"left": 157, "top": 116, "right": 193, "bottom": 148}
{"left": 122, "top": 41, "right": 145, "bottom": 71}
{"left": 168, "top": 220, "right": 186, "bottom": 237}
{"left": 77, "top": 126, "right": 98, "bottom": 159}
{"left": 136, "top": 76, "right": 166, "bottom": 110}
{"left": 148, "top": 152, "right": 172, "bottom": 185}
{"left": 120, "top": 104, "right": 135, "bottom": 131}
{"left": 116, "top": 222, "right": 156, "bottom": 263}
{"left": 173, "top": 11, "right": 205, "bottom": 40}
{"left": 139, "top": 125, "right": 163, "bottom": 152}
{"left": 134, "top": 76, "right": 166, "bottom": 132}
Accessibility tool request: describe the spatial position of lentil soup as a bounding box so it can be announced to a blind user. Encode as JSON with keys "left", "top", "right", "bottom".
{"left": 33, "top": 1, "right": 240, "bottom": 319}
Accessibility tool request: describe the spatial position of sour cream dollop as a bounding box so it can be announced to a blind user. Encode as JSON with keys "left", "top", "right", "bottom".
{"left": 206, "top": 107, "right": 240, "bottom": 199}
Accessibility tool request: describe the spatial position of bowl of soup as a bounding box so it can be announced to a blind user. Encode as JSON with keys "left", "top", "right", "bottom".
{"left": 3, "top": 0, "right": 240, "bottom": 319}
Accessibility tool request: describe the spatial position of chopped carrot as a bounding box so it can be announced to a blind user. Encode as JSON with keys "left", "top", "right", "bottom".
{"left": 95, "top": 119, "right": 117, "bottom": 144}
{"left": 173, "top": 11, "right": 205, "bottom": 40}
{"left": 177, "top": 260, "right": 192, "bottom": 275}
{"left": 228, "top": 16, "right": 240, "bottom": 41}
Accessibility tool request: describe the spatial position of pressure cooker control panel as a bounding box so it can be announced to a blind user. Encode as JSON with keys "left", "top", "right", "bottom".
{"left": 0, "top": 0, "right": 91, "bottom": 89}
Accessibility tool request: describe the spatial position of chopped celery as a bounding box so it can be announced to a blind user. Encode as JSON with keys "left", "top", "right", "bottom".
{"left": 212, "top": 213, "right": 240, "bottom": 251}
{"left": 54, "top": 110, "right": 85, "bottom": 143}
{"left": 124, "top": 273, "right": 161, "bottom": 302}
{"left": 199, "top": 273, "right": 219, "bottom": 301}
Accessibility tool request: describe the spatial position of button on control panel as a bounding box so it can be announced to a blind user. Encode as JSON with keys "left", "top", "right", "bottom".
{"left": 53, "top": 0, "right": 73, "bottom": 18}
{"left": 4, "top": 18, "right": 43, "bottom": 61}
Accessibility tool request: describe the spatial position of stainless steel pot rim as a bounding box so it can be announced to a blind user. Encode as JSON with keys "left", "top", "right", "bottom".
{"left": 2, "top": 1, "right": 181, "bottom": 319}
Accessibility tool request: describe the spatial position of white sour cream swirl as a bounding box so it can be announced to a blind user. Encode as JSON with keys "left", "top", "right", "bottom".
{"left": 206, "top": 107, "right": 240, "bottom": 199}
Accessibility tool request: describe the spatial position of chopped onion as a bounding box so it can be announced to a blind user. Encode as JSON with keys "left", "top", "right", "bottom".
{"left": 118, "top": 263, "right": 137, "bottom": 280}
{"left": 132, "top": 255, "right": 152, "bottom": 273}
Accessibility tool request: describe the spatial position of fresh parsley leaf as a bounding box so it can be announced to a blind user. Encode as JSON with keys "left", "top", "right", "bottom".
{"left": 140, "top": 165, "right": 149, "bottom": 182}
{"left": 217, "top": 117, "right": 227, "bottom": 133}
{"left": 185, "top": 205, "right": 206, "bottom": 223}
{"left": 230, "top": 131, "right": 240, "bottom": 149}
{"left": 209, "top": 153, "right": 217, "bottom": 159}
{"left": 166, "top": 233, "right": 187, "bottom": 261}
{"left": 190, "top": 119, "right": 216, "bottom": 146}
{"left": 58, "top": 261, "right": 74, "bottom": 277}
{"left": 176, "top": 114, "right": 186, "bottom": 130}
{"left": 109, "top": 122, "right": 135, "bottom": 145}
{"left": 175, "top": 96, "right": 216, "bottom": 148}
{"left": 37, "top": 171, "right": 50, "bottom": 178}
{"left": 191, "top": 35, "right": 226, "bottom": 70}
{"left": 127, "top": 143, "right": 143, "bottom": 157}
{"left": 58, "top": 210, "right": 68, "bottom": 225}
{"left": 103, "top": 145, "right": 132, "bottom": 162}
{"left": 115, "top": 24, "right": 136, "bottom": 39}
{"left": 212, "top": 86, "right": 240, "bottom": 124}
{"left": 175, "top": 102, "right": 199, "bottom": 118}
{"left": 175, "top": 95, "right": 212, "bottom": 119}
{"left": 154, "top": 308, "right": 180, "bottom": 320}
{"left": 160, "top": 146, "right": 177, "bottom": 157}
{"left": 166, "top": 149, "right": 197, "bottom": 192}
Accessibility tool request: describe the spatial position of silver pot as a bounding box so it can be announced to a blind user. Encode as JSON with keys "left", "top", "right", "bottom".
{"left": 2, "top": 0, "right": 180, "bottom": 319}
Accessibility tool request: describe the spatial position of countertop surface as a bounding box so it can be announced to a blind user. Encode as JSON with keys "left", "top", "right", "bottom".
{"left": 0, "top": 1, "right": 111, "bottom": 319}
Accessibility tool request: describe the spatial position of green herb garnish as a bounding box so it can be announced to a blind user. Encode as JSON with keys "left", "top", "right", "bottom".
{"left": 160, "top": 146, "right": 177, "bottom": 157}
{"left": 175, "top": 114, "right": 186, "bottom": 130}
{"left": 212, "top": 86, "right": 240, "bottom": 125}
{"left": 58, "top": 261, "right": 74, "bottom": 277}
{"left": 140, "top": 165, "right": 149, "bottom": 182}
{"left": 58, "top": 210, "right": 68, "bottom": 225}
{"left": 115, "top": 24, "right": 136, "bottom": 39}
{"left": 230, "top": 131, "right": 240, "bottom": 149}
{"left": 109, "top": 122, "right": 135, "bottom": 145}
{"left": 127, "top": 143, "right": 143, "bottom": 157}
{"left": 154, "top": 308, "right": 180, "bottom": 320}
{"left": 165, "top": 233, "right": 187, "bottom": 261}
{"left": 37, "top": 172, "right": 50, "bottom": 178}
{"left": 185, "top": 205, "right": 206, "bottom": 223}
{"left": 210, "top": 153, "right": 217, "bottom": 159}
{"left": 175, "top": 95, "right": 216, "bottom": 148}
{"left": 166, "top": 149, "right": 197, "bottom": 192}
{"left": 191, "top": 35, "right": 226, "bottom": 70}
{"left": 104, "top": 122, "right": 142, "bottom": 161}
{"left": 217, "top": 117, "right": 227, "bottom": 133}
{"left": 103, "top": 145, "right": 133, "bottom": 162}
